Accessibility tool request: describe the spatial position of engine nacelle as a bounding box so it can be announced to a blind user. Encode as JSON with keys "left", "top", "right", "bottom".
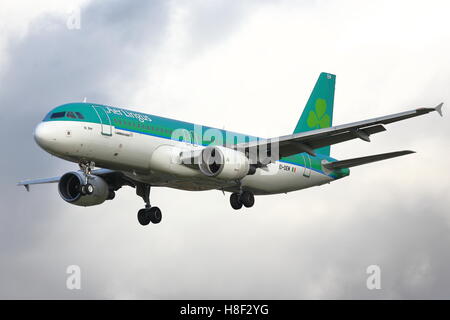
{"left": 58, "top": 172, "right": 110, "bottom": 207}
{"left": 199, "top": 146, "right": 252, "bottom": 180}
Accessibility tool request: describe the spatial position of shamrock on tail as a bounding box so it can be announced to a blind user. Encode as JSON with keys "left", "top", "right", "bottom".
{"left": 307, "top": 98, "right": 330, "bottom": 129}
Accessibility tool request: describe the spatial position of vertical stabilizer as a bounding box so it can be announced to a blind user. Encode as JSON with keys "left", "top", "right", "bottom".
{"left": 293, "top": 72, "right": 335, "bottom": 156}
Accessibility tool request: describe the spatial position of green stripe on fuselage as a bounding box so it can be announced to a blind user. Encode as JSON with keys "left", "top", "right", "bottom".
{"left": 43, "top": 103, "right": 349, "bottom": 179}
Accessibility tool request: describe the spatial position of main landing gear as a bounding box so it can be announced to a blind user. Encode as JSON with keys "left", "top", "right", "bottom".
{"left": 136, "top": 184, "right": 162, "bottom": 226}
{"left": 230, "top": 191, "right": 255, "bottom": 210}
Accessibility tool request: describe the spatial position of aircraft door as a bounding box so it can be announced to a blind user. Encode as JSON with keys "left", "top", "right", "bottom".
{"left": 92, "top": 105, "right": 112, "bottom": 136}
{"left": 303, "top": 154, "right": 312, "bottom": 177}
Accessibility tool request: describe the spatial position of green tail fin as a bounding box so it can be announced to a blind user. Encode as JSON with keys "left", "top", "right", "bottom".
{"left": 293, "top": 72, "right": 335, "bottom": 156}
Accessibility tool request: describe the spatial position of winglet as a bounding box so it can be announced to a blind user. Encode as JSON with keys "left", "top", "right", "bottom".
{"left": 17, "top": 181, "right": 30, "bottom": 191}
{"left": 435, "top": 102, "right": 443, "bottom": 117}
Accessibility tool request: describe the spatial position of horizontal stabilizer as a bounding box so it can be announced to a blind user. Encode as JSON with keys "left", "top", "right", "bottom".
{"left": 324, "top": 150, "right": 415, "bottom": 170}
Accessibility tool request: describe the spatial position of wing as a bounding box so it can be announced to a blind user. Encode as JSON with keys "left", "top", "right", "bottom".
{"left": 17, "top": 168, "right": 134, "bottom": 191}
{"left": 239, "top": 103, "right": 443, "bottom": 162}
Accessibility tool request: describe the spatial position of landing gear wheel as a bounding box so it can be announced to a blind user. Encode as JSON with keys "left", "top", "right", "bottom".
{"left": 240, "top": 191, "right": 254, "bottom": 208}
{"left": 230, "top": 193, "right": 243, "bottom": 210}
{"left": 136, "top": 184, "right": 163, "bottom": 225}
{"left": 137, "top": 209, "right": 151, "bottom": 226}
{"left": 81, "top": 183, "right": 94, "bottom": 195}
{"left": 149, "top": 207, "right": 162, "bottom": 224}
{"left": 85, "top": 183, "right": 94, "bottom": 195}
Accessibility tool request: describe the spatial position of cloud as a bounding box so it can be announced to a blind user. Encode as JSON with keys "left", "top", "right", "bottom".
{"left": 0, "top": 0, "right": 171, "bottom": 298}
{"left": 0, "top": 0, "right": 449, "bottom": 299}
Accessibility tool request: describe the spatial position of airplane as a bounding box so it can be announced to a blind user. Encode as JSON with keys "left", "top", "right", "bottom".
{"left": 18, "top": 72, "right": 443, "bottom": 226}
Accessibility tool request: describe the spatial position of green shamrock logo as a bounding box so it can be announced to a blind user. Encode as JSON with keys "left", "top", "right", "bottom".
{"left": 307, "top": 98, "right": 330, "bottom": 129}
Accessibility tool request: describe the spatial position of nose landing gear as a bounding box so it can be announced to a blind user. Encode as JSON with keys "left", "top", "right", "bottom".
{"left": 78, "top": 160, "right": 96, "bottom": 194}
{"left": 136, "top": 183, "right": 162, "bottom": 226}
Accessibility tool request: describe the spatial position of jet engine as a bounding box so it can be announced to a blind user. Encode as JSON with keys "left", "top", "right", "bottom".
{"left": 58, "top": 171, "right": 110, "bottom": 207}
{"left": 199, "top": 146, "right": 255, "bottom": 180}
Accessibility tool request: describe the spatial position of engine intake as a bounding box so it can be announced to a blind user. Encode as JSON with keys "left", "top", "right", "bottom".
{"left": 199, "top": 146, "right": 252, "bottom": 180}
{"left": 58, "top": 172, "right": 109, "bottom": 207}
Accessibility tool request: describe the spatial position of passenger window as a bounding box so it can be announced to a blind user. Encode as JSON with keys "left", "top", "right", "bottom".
{"left": 67, "top": 112, "right": 77, "bottom": 119}
{"left": 75, "top": 112, "right": 85, "bottom": 119}
{"left": 50, "top": 112, "right": 66, "bottom": 119}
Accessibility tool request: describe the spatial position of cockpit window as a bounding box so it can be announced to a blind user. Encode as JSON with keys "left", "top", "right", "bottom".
{"left": 75, "top": 112, "right": 85, "bottom": 119}
{"left": 67, "top": 112, "right": 77, "bottom": 119}
{"left": 50, "top": 112, "right": 66, "bottom": 119}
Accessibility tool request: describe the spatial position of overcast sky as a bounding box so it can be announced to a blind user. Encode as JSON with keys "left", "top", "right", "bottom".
{"left": 0, "top": 0, "right": 449, "bottom": 299}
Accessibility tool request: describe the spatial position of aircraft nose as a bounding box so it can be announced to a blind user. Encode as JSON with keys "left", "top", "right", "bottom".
{"left": 34, "top": 122, "right": 55, "bottom": 150}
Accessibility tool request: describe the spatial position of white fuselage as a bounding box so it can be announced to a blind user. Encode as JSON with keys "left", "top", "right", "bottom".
{"left": 34, "top": 120, "right": 334, "bottom": 195}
